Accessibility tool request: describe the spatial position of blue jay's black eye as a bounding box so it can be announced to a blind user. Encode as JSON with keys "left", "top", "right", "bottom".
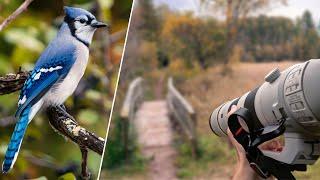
{"left": 79, "top": 19, "right": 86, "bottom": 24}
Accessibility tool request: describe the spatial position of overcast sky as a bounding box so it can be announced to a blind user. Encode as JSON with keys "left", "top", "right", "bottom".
{"left": 153, "top": 0, "right": 320, "bottom": 23}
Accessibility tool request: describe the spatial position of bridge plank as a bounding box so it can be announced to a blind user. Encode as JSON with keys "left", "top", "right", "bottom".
{"left": 134, "top": 100, "right": 177, "bottom": 180}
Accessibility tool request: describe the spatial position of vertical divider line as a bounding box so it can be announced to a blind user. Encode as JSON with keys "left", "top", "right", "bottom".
{"left": 97, "top": 0, "right": 136, "bottom": 178}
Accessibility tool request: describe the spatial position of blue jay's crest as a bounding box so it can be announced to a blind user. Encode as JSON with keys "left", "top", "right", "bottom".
{"left": 64, "top": 6, "right": 95, "bottom": 21}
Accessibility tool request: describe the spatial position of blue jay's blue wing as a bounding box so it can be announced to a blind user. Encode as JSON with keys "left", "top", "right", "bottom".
{"left": 15, "top": 66, "right": 62, "bottom": 117}
{"left": 15, "top": 46, "right": 76, "bottom": 118}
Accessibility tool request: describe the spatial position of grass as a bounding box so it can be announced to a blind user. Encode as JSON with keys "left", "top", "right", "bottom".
{"left": 174, "top": 134, "right": 236, "bottom": 179}
{"left": 101, "top": 161, "right": 147, "bottom": 180}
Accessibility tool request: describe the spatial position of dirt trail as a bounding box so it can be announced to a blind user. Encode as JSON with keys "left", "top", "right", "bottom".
{"left": 134, "top": 100, "right": 177, "bottom": 180}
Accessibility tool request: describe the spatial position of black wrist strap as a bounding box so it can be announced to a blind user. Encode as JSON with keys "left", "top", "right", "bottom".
{"left": 228, "top": 107, "right": 306, "bottom": 179}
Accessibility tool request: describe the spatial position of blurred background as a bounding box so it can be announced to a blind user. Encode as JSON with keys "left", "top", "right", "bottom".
{"left": 0, "top": 0, "right": 132, "bottom": 179}
{"left": 102, "top": 0, "right": 320, "bottom": 179}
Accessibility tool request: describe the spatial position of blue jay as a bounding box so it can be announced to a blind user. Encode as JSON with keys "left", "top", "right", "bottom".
{"left": 2, "top": 6, "right": 107, "bottom": 173}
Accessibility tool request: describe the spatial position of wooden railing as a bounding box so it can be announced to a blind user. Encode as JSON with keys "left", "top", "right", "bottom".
{"left": 166, "top": 77, "right": 198, "bottom": 157}
{"left": 120, "top": 77, "right": 144, "bottom": 158}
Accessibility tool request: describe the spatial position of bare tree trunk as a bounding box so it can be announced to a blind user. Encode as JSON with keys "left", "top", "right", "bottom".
{"left": 225, "top": 0, "right": 233, "bottom": 64}
{"left": 225, "top": 0, "right": 240, "bottom": 65}
{"left": 198, "top": 56, "right": 207, "bottom": 69}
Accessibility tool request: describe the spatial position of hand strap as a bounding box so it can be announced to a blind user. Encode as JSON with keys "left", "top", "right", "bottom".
{"left": 228, "top": 107, "right": 306, "bottom": 179}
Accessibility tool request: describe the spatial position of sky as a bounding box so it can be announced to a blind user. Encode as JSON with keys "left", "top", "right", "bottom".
{"left": 153, "top": 0, "right": 320, "bottom": 23}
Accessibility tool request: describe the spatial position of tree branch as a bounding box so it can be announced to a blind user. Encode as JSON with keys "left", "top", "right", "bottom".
{"left": 0, "top": 0, "right": 35, "bottom": 31}
{"left": 80, "top": 147, "right": 90, "bottom": 180}
{"left": 0, "top": 71, "right": 105, "bottom": 177}
{"left": 0, "top": 71, "right": 29, "bottom": 95}
{"left": 46, "top": 106, "right": 104, "bottom": 155}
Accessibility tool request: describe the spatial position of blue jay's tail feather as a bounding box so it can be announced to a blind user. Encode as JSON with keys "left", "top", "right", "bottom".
{"left": 2, "top": 107, "right": 30, "bottom": 173}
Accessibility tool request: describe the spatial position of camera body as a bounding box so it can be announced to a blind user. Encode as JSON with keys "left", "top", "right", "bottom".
{"left": 210, "top": 59, "right": 320, "bottom": 165}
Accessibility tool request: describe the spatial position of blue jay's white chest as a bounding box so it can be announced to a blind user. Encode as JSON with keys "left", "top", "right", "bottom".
{"left": 44, "top": 40, "right": 89, "bottom": 106}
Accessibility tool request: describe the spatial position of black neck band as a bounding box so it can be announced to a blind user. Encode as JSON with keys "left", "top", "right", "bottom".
{"left": 75, "top": 36, "right": 89, "bottom": 47}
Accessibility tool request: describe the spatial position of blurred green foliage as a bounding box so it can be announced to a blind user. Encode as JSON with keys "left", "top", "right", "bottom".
{"left": 0, "top": 0, "right": 131, "bottom": 179}
{"left": 102, "top": 113, "right": 146, "bottom": 179}
{"left": 103, "top": 115, "right": 145, "bottom": 169}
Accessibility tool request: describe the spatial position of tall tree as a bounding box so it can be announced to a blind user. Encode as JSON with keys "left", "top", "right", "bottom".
{"left": 137, "top": 0, "right": 160, "bottom": 41}
{"left": 301, "top": 10, "right": 314, "bottom": 31}
{"left": 295, "top": 10, "right": 319, "bottom": 59}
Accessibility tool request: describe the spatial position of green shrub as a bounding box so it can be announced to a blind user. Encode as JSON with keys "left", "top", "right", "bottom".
{"left": 103, "top": 114, "right": 145, "bottom": 170}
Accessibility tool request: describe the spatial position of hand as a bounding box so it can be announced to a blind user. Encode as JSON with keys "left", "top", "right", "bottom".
{"left": 227, "top": 105, "right": 259, "bottom": 180}
{"left": 227, "top": 105, "right": 281, "bottom": 180}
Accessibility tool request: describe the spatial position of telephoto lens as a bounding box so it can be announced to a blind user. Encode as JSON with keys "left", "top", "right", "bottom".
{"left": 209, "top": 59, "right": 320, "bottom": 173}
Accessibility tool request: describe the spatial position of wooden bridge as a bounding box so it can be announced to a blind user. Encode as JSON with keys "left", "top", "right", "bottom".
{"left": 120, "top": 77, "right": 198, "bottom": 180}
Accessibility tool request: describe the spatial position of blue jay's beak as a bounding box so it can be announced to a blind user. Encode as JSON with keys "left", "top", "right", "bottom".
{"left": 91, "top": 20, "right": 108, "bottom": 28}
